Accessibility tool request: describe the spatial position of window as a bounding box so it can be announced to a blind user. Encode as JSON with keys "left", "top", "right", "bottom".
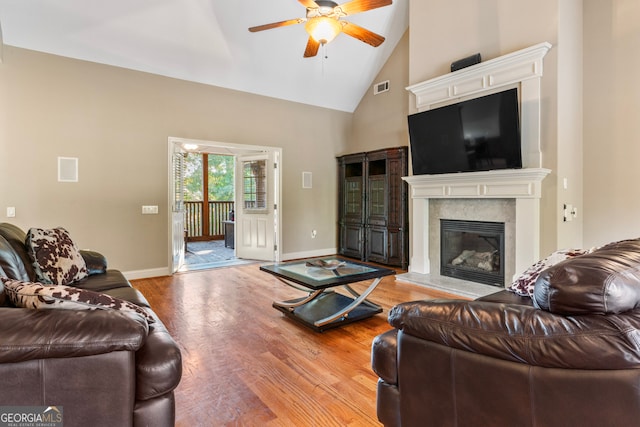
{"left": 243, "top": 159, "right": 267, "bottom": 211}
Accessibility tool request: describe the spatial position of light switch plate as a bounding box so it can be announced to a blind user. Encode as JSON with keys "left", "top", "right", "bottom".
{"left": 142, "top": 205, "right": 159, "bottom": 214}
{"left": 6, "top": 207, "right": 15, "bottom": 218}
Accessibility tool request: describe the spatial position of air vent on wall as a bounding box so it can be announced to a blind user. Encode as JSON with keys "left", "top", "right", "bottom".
{"left": 373, "top": 80, "right": 389, "bottom": 95}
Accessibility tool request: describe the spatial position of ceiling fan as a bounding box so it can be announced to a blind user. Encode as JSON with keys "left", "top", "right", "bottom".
{"left": 249, "top": 0, "right": 392, "bottom": 58}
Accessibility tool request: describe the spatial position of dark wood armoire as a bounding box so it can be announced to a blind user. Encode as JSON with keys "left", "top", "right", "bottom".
{"left": 337, "top": 146, "right": 408, "bottom": 269}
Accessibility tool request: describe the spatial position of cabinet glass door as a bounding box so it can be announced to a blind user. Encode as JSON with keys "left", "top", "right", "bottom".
{"left": 345, "top": 179, "right": 362, "bottom": 216}
{"left": 369, "top": 178, "right": 386, "bottom": 216}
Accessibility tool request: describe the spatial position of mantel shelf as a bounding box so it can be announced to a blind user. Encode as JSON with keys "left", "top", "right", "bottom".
{"left": 403, "top": 168, "right": 551, "bottom": 199}
{"left": 406, "top": 42, "right": 552, "bottom": 110}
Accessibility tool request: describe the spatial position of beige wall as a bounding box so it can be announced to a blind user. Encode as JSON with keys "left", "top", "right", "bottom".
{"left": 556, "top": 0, "right": 584, "bottom": 248}
{"left": 0, "top": 46, "right": 352, "bottom": 272}
{"left": 583, "top": 0, "right": 640, "bottom": 247}
{"left": 348, "top": 30, "right": 410, "bottom": 154}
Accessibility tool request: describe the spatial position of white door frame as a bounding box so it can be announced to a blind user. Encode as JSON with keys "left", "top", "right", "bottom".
{"left": 167, "top": 137, "right": 282, "bottom": 272}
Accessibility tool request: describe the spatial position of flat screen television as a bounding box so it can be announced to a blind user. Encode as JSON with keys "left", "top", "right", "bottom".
{"left": 408, "top": 88, "right": 522, "bottom": 175}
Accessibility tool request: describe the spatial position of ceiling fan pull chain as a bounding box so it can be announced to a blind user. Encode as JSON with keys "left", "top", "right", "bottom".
{"left": 321, "top": 43, "right": 329, "bottom": 76}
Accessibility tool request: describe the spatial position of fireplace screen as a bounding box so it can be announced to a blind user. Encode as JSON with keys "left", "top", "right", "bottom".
{"left": 440, "top": 219, "right": 505, "bottom": 286}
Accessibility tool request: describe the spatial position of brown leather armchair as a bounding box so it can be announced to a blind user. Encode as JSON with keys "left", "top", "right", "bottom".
{"left": 0, "top": 223, "right": 182, "bottom": 427}
{"left": 372, "top": 238, "right": 640, "bottom": 426}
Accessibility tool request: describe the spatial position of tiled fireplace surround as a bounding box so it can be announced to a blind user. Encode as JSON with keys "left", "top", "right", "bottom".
{"left": 397, "top": 43, "right": 552, "bottom": 298}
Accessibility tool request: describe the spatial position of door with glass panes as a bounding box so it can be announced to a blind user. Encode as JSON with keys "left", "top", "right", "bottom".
{"left": 235, "top": 153, "right": 277, "bottom": 261}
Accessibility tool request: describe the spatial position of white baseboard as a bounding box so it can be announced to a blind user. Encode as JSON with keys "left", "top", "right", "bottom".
{"left": 281, "top": 248, "right": 337, "bottom": 261}
{"left": 123, "top": 267, "right": 170, "bottom": 280}
{"left": 123, "top": 249, "right": 338, "bottom": 278}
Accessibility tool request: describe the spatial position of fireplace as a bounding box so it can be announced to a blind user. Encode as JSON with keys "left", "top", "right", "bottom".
{"left": 396, "top": 43, "right": 552, "bottom": 298}
{"left": 440, "top": 220, "right": 505, "bottom": 286}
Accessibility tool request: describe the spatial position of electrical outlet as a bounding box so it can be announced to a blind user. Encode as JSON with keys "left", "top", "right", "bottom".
{"left": 563, "top": 204, "right": 574, "bottom": 222}
{"left": 6, "top": 207, "right": 15, "bottom": 218}
{"left": 142, "top": 205, "right": 159, "bottom": 215}
{"left": 311, "top": 229, "right": 317, "bottom": 239}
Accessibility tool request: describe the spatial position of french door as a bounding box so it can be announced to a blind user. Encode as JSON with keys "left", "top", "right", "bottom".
{"left": 235, "top": 151, "right": 278, "bottom": 262}
{"left": 169, "top": 138, "right": 281, "bottom": 271}
{"left": 170, "top": 145, "right": 186, "bottom": 273}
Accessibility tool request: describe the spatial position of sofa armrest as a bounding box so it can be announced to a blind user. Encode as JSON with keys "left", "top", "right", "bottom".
{"left": 388, "top": 299, "right": 640, "bottom": 369}
{"left": 80, "top": 250, "right": 108, "bottom": 275}
{"left": 135, "top": 324, "right": 183, "bottom": 401}
{"left": 0, "top": 308, "right": 148, "bottom": 363}
{"left": 372, "top": 329, "right": 398, "bottom": 385}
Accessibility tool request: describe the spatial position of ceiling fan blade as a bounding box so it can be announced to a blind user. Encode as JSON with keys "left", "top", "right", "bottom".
{"left": 342, "top": 21, "right": 385, "bottom": 47}
{"left": 298, "top": 0, "right": 320, "bottom": 8}
{"left": 339, "top": 0, "right": 392, "bottom": 15}
{"left": 249, "top": 18, "right": 305, "bottom": 32}
{"left": 304, "top": 37, "right": 320, "bottom": 58}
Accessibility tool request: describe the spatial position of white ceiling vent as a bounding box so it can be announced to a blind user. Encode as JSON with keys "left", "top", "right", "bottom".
{"left": 373, "top": 80, "right": 389, "bottom": 95}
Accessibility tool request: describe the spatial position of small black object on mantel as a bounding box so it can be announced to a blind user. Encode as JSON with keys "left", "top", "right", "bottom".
{"left": 451, "top": 53, "right": 482, "bottom": 72}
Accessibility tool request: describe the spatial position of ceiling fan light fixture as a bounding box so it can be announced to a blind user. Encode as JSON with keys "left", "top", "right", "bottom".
{"left": 305, "top": 16, "right": 342, "bottom": 45}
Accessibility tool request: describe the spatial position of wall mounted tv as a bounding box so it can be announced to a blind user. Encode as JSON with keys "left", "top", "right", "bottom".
{"left": 408, "top": 88, "right": 522, "bottom": 175}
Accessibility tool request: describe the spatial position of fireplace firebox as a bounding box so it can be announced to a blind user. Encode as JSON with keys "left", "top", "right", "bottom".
{"left": 440, "top": 219, "right": 505, "bottom": 286}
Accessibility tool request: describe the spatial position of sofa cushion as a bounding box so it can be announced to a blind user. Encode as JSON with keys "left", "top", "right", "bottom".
{"left": 509, "top": 249, "right": 591, "bottom": 297}
{"left": 73, "top": 269, "right": 135, "bottom": 294}
{"left": 533, "top": 238, "right": 640, "bottom": 315}
{"left": 26, "top": 227, "right": 89, "bottom": 285}
{"left": 1, "top": 278, "right": 155, "bottom": 323}
{"left": 103, "top": 286, "right": 151, "bottom": 309}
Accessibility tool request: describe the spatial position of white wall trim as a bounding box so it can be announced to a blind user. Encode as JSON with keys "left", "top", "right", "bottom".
{"left": 123, "top": 267, "right": 170, "bottom": 280}
{"left": 282, "top": 248, "right": 337, "bottom": 261}
{"left": 407, "top": 42, "right": 552, "bottom": 109}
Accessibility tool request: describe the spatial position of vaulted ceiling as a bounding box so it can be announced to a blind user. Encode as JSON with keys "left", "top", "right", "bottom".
{"left": 0, "top": 0, "right": 409, "bottom": 112}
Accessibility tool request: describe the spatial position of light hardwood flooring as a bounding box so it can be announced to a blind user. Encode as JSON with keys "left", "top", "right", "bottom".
{"left": 132, "top": 263, "right": 457, "bottom": 426}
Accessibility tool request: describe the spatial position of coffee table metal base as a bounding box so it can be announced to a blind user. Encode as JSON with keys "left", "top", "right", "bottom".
{"left": 272, "top": 278, "right": 383, "bottom": 332}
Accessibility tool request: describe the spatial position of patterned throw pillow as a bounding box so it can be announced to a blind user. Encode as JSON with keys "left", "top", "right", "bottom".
{"left": 26, "top": 227, "right": 89, "bottom": 285}
{"left": 508, "top": 249, "right": 591, "bottom": 297}
{"left": 1, "top": 278, "right": 155, "bottom": 323}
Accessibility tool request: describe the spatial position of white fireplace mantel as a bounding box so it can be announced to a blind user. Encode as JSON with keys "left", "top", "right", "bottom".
{"left": 402, "top": 168, "right": 550, "bottom": 282}
{"left": 403, "top": 168, "right": 551, "bottom": 199}
{"left": 400, "top": 42, "right": 552, "bottom": 297}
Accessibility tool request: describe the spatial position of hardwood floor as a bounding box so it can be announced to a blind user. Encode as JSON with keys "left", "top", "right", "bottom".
{"left": 132, "top": 263, "right": 458, "bottom": 426}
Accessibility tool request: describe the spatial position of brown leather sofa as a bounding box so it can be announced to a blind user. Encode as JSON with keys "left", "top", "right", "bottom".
{"left": 372, "top": 238, "right": 640, "bottom": 426}
{"left": 0, "top": 223, "right": 182, "bottom": 427}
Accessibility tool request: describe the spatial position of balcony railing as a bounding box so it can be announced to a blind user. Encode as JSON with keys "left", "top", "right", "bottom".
{"left": 185, "top": 201, "right": 234, "bottom": 240}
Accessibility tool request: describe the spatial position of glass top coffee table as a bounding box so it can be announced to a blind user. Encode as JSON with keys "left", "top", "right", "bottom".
{"left": 260, "top": 257, "right": 395, "bottom": 331}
